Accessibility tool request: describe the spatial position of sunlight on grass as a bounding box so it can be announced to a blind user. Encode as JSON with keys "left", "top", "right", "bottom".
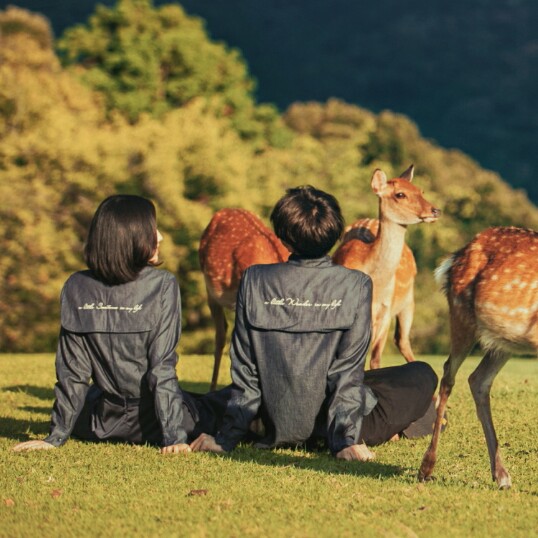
{"left": 1, "top": 354, "right": 537, "bottom": 537}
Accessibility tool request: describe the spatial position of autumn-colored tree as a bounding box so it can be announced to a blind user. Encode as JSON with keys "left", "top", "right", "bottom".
{"left": 0, "top": 6, "right": 292, "bottom": 351}
{"left": 1, "top": 4, "right": 537, "bottom": 354}
{"left": 0, "top": 7, "right": 108, "bottom": 350}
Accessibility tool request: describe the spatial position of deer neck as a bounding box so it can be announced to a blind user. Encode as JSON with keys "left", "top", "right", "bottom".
{"left": 366, "top": 216, "right": 407, "bottom": 285}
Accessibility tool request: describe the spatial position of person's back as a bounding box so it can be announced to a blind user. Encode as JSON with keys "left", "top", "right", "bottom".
{"left": 53, "top": 265, "right": 185, "bottom": 446}
{"left": 13, "top": 195, "right": 194, "bottom": 454}
{"left": 201, "top": 186, "right": 378, "bottom": 457}
{"left": 233, "top": 257, "right": 374, "bottom": 449}
{"left": 59, "top": 266, "right": 176, "bottom": 398}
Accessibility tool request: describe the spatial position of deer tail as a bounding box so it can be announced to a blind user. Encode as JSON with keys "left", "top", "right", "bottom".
{"left": 435, "top": 243, "right": 489, "bottom": 297}
{"left": 434, "top": 255, "right": 455, "bottom": 296}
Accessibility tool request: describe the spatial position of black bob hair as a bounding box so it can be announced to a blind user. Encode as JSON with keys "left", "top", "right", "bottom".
{"left": 84, "top": 195, "right": 159, "bottom": 285}
{"left": 270, "top": 185, "right": 344, "bottom": 258}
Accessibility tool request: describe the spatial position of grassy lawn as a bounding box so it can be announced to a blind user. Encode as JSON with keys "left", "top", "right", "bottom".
{"left": 1, "top": 353, "right": 537, "bottom": 537}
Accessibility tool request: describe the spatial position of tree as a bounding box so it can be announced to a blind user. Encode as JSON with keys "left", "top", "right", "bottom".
{"left": 1, "top": 5, "right": 537, "bottom": 354}
{"left": 0, "top": 7, "right": 110, "bottom": 350}
{"left": 58, "top": 0, "right": 291, "bottom": 148}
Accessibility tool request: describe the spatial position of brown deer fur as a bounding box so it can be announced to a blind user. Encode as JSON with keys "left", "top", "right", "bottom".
{"left": 333, "top": 165, "right": 440, "bottom": 369}
{"left": 199, "top": 208, "right": 289, "bottom": 390}
{"left": 418, "top": 226, "right": 538, "bottom": 489}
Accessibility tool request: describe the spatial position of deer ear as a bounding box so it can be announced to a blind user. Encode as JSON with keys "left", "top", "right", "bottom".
{"left": 399, "top": 164, "right": 414, "bottom": 182}
{"left": 371, "top": 169, "right": 387, "bottom": 194}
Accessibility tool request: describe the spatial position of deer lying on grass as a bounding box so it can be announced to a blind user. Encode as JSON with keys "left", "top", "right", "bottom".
{"left": 418, "top": 226, "right": 538, "bottom": 489}
{"left": 199, "top": 208, "right": 289, "bottom": 390}
{"left": 332, "top": 165, "right": 440, "bottom": 369}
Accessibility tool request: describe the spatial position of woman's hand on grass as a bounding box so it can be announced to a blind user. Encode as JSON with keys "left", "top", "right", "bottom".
{"left": 13, "top": 440, "right": 56, "bottom": 452}
{"left": 161, "top": 443, "right": 192, "bottom": 455}
{"left": 190, "top": 433, "right": 224, "bottom": 453}
{"left": 336, "top": 443, "right": 375, "bottom": 461}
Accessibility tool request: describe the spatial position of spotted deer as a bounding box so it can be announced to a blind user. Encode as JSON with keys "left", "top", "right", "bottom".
{"left": 199, "top": 208, "right": 289, "bottom": 390}
{"left": 332, "top": 165, "right": 440, "bottom": 369}
{"left": 418, "top": 226, "right": 538, "bottom": 489}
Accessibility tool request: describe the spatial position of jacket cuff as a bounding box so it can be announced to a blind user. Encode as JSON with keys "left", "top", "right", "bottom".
{"left": 329, "top": 413, "right": 365, "bottom": 455}
{"left": 214, "top": 433, "right": 237, "bottom": 452}
{"left": 44, "top": 432, "right": 68, "bottom": 447}
{"left": 162, "top": 429, "right": 188, "bottom": 447}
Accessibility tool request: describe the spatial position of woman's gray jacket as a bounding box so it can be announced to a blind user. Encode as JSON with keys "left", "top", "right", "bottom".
{"left": 44, "top": 266, "right": 187, "bottom": 447}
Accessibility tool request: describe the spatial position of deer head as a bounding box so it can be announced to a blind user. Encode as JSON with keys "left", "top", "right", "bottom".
{"left": 371, "top": 165, "right": 441, "bottom": 225}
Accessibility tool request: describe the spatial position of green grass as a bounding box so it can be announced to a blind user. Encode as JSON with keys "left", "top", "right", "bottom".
{"left": 1, "top": 354, "right": 537, "bottom": 538}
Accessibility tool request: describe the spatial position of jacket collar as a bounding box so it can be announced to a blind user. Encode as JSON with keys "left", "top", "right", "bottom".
{"left": 287, "top": 254, "right": 333, "bottom": 268}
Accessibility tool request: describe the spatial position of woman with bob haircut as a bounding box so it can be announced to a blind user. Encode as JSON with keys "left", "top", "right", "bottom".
{"left": 14, "top": 194, "right": 212, "bottom": 454}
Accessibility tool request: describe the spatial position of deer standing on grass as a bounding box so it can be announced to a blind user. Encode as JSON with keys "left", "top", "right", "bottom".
{"left": 199, "top": 208, "right": 289, "bottom": 390}
{"left": 332, "top": 165, "right": 440, "bottom": 369}
{"left": 418, "top": 226, "right": 538, "bottom": 489}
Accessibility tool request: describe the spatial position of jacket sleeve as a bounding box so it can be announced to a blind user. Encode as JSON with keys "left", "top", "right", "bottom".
{"left": 214, "top": 271, "right": 262, "bottom": 451}
{"left": 146, "top": 274, "right": 188, "bottom": 446}
{"left": 326, "top": 275, "right": 377, "bottom": 455}
{"left": 45, "top": 327, "right": 92, "bottom": 447}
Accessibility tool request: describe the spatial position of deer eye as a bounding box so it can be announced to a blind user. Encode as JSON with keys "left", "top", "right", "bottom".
{"left": 395, "top": 192, "right": 407, "bottom": 199}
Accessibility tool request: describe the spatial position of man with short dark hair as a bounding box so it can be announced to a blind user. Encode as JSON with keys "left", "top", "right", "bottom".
{"left": 191, "top": 186, "right": 438, "bottom": 460}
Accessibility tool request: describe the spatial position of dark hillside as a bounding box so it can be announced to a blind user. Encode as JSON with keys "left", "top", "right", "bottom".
{"left": 178, "top": 0, "right": 538, "bottom": 203}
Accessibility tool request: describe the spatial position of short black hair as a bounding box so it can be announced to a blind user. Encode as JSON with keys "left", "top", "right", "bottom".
{"left": 84, "top": 195, "right": 158, "bottom": 285}
{"left": 270, "top": 186, "right": 344, "bottom": 258}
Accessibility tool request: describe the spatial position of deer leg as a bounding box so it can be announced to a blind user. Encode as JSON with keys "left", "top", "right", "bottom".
{"left": 468, "top": 349, "right": 511, "bottom": 489}
{"left": 418, "top": 315, "right": 475, "bottom": 482}
{"left": 394, "top": 290, "right": 416, "bottom": 363}
{"left": 418, "top": 353, "right": 465, "bottom": 481}
{"left": 208, "top": 296, "right": 228, "bottom": 392}
{"left": 370, "top": 309, "right": 391, "bottom": 369}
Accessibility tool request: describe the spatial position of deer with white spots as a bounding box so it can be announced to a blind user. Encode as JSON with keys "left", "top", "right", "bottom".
{"left": 199, "top": 208, "right": 289, "bottom": 390}
{"left": 418, "top": 226, "right": 538, "bottom": 489}
{"left": 332, "top": 165, "right": 441, "bottom": 369}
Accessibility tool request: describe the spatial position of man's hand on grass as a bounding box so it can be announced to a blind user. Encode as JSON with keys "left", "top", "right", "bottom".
{"left": 190, "top": 433, "right": 224, "bottom": 453}
{"left": 13, "top": 440, "right": 56, "bottom": 452}
{"left": 160, "top": 443, "right": 192, "bottom": 455}
{"left": 336, "top": 443, "right": 375, "bottom": 461}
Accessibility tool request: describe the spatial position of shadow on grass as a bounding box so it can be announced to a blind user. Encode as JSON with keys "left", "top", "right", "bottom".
{"left": 223, "top": 446, "right": 404, "bottom": 479}
{"left": 4, "top": 383, "right": 213, "bottom": 397}
{"left": 3, "top": 385, "right": 55, "bottom": 400}
{"left": 20, "top": 406, "right": 51, "bottom": 415}
{"left": 0, "top": 385, "right": 53, "bottom": 441}
{"left": 0, "top": 416, "right": 50, "bottom": 441}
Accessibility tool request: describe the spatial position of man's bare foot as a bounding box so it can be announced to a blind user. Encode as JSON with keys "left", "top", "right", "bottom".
{"left": 336, "top": 443, "right": 375, "bottom": 461}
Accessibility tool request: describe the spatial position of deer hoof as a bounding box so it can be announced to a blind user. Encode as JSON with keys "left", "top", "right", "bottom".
{"left": 417, "top": 470, "right": 435, "bottom": 483}
{"left": 496, "top": 473, "right": 512, "bottom": 490}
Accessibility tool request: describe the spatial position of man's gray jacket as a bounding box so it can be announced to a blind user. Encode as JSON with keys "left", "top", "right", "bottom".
{"left": 214, "top": 254, "right": 378, "bottom": 454}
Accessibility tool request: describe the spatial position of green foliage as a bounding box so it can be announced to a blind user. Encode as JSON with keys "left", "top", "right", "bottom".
{"left": 59, "top": 0, "right": 249, "bottom": 116}
{"left": 58, "top": 0, "right": 292, "bottom": 149}
{"left": 0, "top": 3, "right": 537, "bottom": 353}
{"left": 1, "top": 354, "right": 538, "bottom": 537}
